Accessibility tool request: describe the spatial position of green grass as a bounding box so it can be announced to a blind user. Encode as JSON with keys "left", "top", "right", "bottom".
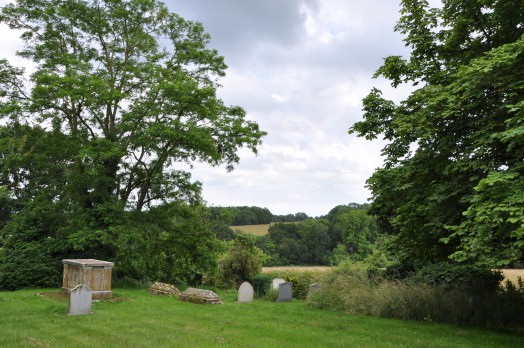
{"left": 1, "top": 288, "right": 523, "bottom": 348}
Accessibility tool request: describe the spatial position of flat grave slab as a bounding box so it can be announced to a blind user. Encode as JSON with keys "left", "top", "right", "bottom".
{"left": 148, "top": 282, "right": 181, "bottom": 297}
{"left": 179, "top": 288, "right": 222, "bottom": 305}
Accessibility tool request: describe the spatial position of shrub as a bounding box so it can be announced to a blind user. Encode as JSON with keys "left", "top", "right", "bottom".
{"left": 252, "top": 273, "right": 272, "bottom": 297}
{"left": 216, "top": 234, "right": 265, "bottom": 288}
{"left": 0, "top": 243, "right": 62, "bottom": 290}
{"left": 306, "top": 262, "right": 524, "bottom": 329}
{"left": 410, "top": 263, "right": 503, "bottom": 292}
{"left": 383, "top": 262, "right": 417, "bottom": 280}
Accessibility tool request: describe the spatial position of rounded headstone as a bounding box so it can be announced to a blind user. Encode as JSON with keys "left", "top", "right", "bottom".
{"left": 238, "top": 281, "right": 254, "bottom": 303}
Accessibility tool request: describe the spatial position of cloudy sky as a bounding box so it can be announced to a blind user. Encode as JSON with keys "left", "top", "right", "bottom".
{"left": 172, "top": 0, "right": 415, "bottom": 216}
{"left": 0, "top": 0, "right": 417, "bottom": 217}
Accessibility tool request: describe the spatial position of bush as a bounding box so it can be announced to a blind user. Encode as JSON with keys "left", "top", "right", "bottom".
{"left": 410, "top": 263, "right": 503, "bottom": 292}
{"left": 306, "top": 262, "right": 524, "bottom": 329}
{"left": 0, "top": 243, "right": 62, "bottom": 290}
{"left": 216, "top": 234, "right": 265, "bottom": 288}
{"left": 383, "top": 262, "right": 417, "bottom": 280}
{"left": 252, "top": 273, "right": 272, "bottom": 297}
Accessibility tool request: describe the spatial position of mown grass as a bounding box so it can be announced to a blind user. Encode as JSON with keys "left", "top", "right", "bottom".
{"left": 1, "top": 288, "right": 523, "bottom": 347}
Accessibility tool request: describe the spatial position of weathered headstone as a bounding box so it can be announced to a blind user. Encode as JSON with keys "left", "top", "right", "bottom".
{"left": 271, "top": 278, "right": 286, "bottom": 290}
{"left": 238, "top": 281, "right": 254, "bottom": 303}
{"left": 179, "top": 288, "right": 222, "bottom": 305}
{"left": 148, "top": 282, "right": 181, "bottom": 297}
{"left": 69, "top": 284, "right": 92, "bottom": 315}
{"left": 277, "top": 282, "right": 293, "bottom": 302}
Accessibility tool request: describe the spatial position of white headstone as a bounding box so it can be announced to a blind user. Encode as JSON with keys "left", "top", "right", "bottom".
{"left": 238, "top": 281, "right": 254, "bottom": 303}
{"left": 69, "top": 284, "right": 92, "bottom": 315}
{"left": 271, "top": 278, "right": 286, "bottom": 290}
{"left": 277, "top": 282, "right": 293, "bottom": 302}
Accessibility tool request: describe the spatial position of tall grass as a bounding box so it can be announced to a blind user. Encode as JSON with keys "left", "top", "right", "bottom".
{"left": 306, "top": 262, "right": 524, "bottom": 329}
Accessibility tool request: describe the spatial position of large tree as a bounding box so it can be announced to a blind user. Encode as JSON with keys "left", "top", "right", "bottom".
{"left": 349, "top": 0, "right": 524, "bottom": 267}
{"left": 0, "top": 0, "right": 265, "bottom": 288}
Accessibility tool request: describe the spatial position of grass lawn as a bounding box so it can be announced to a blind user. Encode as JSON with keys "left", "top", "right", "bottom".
{"left": 1, "top": 288, "right": 523, "bottom": 348}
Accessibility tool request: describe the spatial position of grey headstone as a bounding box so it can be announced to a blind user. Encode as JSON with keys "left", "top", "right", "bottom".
{"left": 69, "top": 284, "right": 92, "bottom": 315}
{"left": 277, "top": 282, "right": 293, "bottom": 302}
{"left": 238, "top": 281, "right": 254, "bottom": 303}
{"left": 271, "top": 278, "right": 286, "bottom": 290}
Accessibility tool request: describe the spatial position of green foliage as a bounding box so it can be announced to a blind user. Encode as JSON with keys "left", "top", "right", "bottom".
{"left": 0, "top": 243, "right": 62, "bottom": 290}
{"left": 284, "top": 275, "right": 311, "bottom": 300}
{"left": 349, "top": 0, "right": 524, "bottom": 266}
{"left": 254, "top": 205, "right": 382, "bottom": 266}
{"left": 326, "top": 205, "right": 380, "bottom": 260}
{"left": 329, "top": 243, "right": 350, "bottom": 266}
{"left": 216, "top": 234, "right": 265, "bottom": 288}
{"left": 113, "top": 204, "right": 222, "bottom": 285}
{"left": 235, "top": 206, "right": 272, "bottom": 225}
{"left": 262, "top": 220, "right": 331, "bottom": 266}
{"left": 272, "top": 212, "right": 310, "bottom": 223}
{"left": 410, "top": 263, "right": 504, "bottom": 293}
{"left": 252, "top": 273, "right": 273, "bottom": 297}
{"left": 307, "top": 263, "right": 524, "bottom": 329}
{"left": 0, "top": 0, "right": 265, "bottom": 289}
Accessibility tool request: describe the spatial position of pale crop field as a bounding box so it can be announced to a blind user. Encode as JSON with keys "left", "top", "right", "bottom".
{"left": 230, "top": 224, "right": 272, "bottom": 235}
{"left": 501, "top": 269, "right": 524, "bottom": 285}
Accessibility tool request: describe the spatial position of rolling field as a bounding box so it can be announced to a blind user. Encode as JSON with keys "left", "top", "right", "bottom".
{"left": 230, "top": 224, "right": 272, "bottom": 235}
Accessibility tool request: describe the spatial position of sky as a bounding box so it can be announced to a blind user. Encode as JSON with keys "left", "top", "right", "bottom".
{"left": 171, "top": 0, "right": 415, "bottom": 216}
{"left": 0, "top": 0, "right": 416, "bottom": 217}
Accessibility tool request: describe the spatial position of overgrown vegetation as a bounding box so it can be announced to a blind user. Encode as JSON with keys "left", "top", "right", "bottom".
{"left": 307, "top": 262, "right": 524, "bottom": 329}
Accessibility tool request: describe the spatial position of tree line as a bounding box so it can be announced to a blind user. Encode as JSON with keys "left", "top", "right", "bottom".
{"left": 208, "top": 206, "right": 310, "bottom": 226}
{"left": 1, "top": 0, "right": 523, "bottom": 290}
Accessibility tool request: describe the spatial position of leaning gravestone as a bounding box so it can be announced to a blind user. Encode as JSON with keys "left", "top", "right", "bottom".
{"left": 179, "top": 288, "right": 222, "bottom": 304}
{"left": 69, "top": 284, "right": 92, "bottom": 315}
{"left": 148, "top": 282, "right": 180, "bottom": 297}
{"left": 277, "top": 282, "right": 293, "bottom": 302}
{"left": 271, "top": 278, "right": 286, "bottom": 290}
{"left": 238, "top": 281, "right": 254, "bottom": 303}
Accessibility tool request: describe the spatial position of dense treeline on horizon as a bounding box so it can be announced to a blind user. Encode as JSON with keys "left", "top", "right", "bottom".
{"left": 209, "top": 203, "right": 381, "bottom": 267}
{"left": 208, "top": 206, "right": 311, "bottom": 226}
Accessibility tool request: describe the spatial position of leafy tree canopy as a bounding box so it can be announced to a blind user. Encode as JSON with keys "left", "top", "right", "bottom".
{"left": 349, "top": 0, "right": 524, "bottom": 267}
{"left": 0, "top": 0, "right": 265, "bottom": 289}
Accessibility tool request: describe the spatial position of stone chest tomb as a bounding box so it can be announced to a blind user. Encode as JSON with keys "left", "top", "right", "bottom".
{"left": 62, "top": 259, "right": 114, "bottom": 299}
{"left": 179, "top": 287, "right": 222, "bottom": 304}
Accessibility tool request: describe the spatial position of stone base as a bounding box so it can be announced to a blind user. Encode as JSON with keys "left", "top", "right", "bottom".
{"left": 62, "top": 288, "right": 112, "bottom": 299}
